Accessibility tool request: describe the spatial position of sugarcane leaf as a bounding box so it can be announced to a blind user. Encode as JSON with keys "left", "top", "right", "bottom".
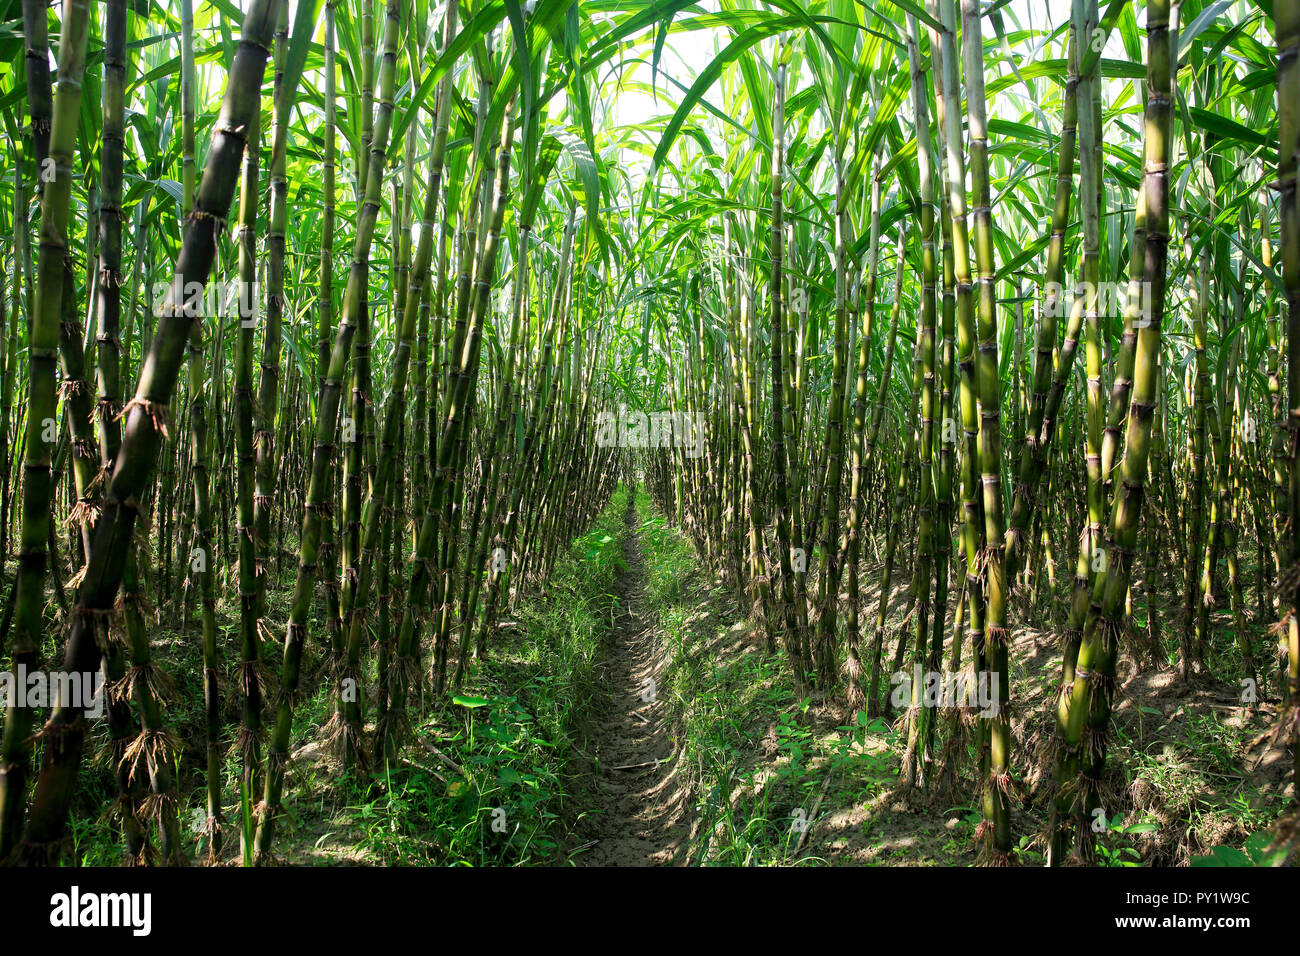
{"left": 389, "top": 0, "right": 508, "bottom": 154}
{"left": 650, "top": 15, "right": 804, "bottom": 177}
{"left": 503, "top": 0, "right": 535, "bottom": 159}
{"left": 553, "top": 127, "right": 601, "bottom": 231}
{"left": 1178, "top": 0, "right": 1234, "bottom": 58}
{"left": 278, "top": 0, "right": 325, "bottom": 127}
{"left": 1187, "top": 106, "right": 1271, "bottom": 149}
{"left": 874, "top": 0, "right": 940, "bottom": 34}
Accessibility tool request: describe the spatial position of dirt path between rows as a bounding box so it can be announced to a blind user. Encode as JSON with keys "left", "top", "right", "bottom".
{"left": 574, "top": 491, "right": 691, "bottom": 866}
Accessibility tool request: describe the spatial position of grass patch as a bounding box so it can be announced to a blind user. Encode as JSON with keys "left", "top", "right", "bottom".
{"left": 67, "top": 485, "right": 630, "bottom": 866}
{"left": 637, "top": 489, "right": 901, "bottom": 866}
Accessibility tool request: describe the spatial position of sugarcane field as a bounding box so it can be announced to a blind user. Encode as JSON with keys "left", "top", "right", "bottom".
{"left": 0, "top": 0, "right": 1296, "bottom": 924}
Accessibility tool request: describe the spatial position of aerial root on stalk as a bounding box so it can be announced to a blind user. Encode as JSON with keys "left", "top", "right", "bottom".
{"left": 66, "top": 564, "right": 90, "bottom": 591}
{"left": 844, "top": 655, "right": 865, "bottom": 709}
{"left": 74, "top": 602, "right": 113, "bottom": 628}
{"left": 1264, "top": 698, "right": 1300, "bottom": 752}
{"left": 1089, "top": 618, "right": 1117, "bottom": 661}
{"left": 231, "top": 725, "right": 262, "bottom": 764}
{"left": 1081, "top": 724, "right": 1110, "bottom": 772}
{"left": 71, "top": 438, "right": 97, "bottom": 463}
{"left": 845, "top": 680, "right": 865, "bottom": 712}
{"left": 257, "top": 617, "right": 280, "bottom": 648}
{"left": 85, "top": 465, "right": 110, "bottom": 496}
{"left": 100, "top": 729, "right": 132, "bottom": 770}
{"left": 186, "top": 207, "right": 229, "bottom": 248}
{"left": 105, "top": 790, "right": 143, "bottom": 825}
{"left": 342, "top": 724, "right": 372, "bottom": 772}
{"left": 990, "top": 769, "right": 1024, "bottom": 805}
{"left": 235, "top": 521, "right": 261, "bottom": 547}
{"left": 139, "top": 790, "right": 180, "bottom": 828}
{"left": 265, "top": 747, "right": 289, "bottom": 779}
{"left": 934, "top": 711, "right": 970, "bottom": 796}
{"left": 894, "top": 703, "right": 922, "bottom": 737}
{"left": 113, "top": 661, "right": 178, "bottom": 706}
{"left": 392, "top": 653, "right": 422, "bottom": 695}
{"left": 333, "top": 663, "right": 361, "bottom": 697}
{"left": 118, "top": 397, "right": 171, "bottom": 438}
{"left": 1266, "top": 616, "right": 1293, "bottom": 670}
{"left": 196, "top": 807, "right": 222, "bottom": 852}
{"left": 121, "top": 728, "right": 183, "bottom": 783}
{"left": 125, "top": 841, "right": 160, "bottom": 868}
{"left": 322, "top": 711, "right": 371, "bottom": 771}
{"left": 1051, "top": 755, "right": 1091, "bottom": 812}
{"left": 974, "top": 814, "right": 1016, "bottom": 867}
{"left": 1076, "top": 666, "right": 1116, "bottom": 708}
{"left": 234, "top": 658, "right": 273, "bottom": 707}
{"left": 8, "top": 835, "right": 69, "bottom": 867}
{"left": 1275, "top": 560, "right": 1300, "bottom": 600}
{"left": 382, "top": 705, "right": 414, "bottom": 751}
{"left": 976, "top": 544, "right": 1006, "bottom": 574}
{"left": 956, "top": 701, "right": 981, "bottom": 728}
{"left": 57, "top": 376, "right": 89, "bottom": 403}
{"left": 1077, "top": 766, "right": 1119, "bottom": 822}
{"left": 118, "top": 587, "right": 156, "bottom": 623}
{"left": 250, "top": 795, "right": 273, "bottom": 823}
{"left": 270, "top": 680, "right": 301, "bottom": 711}
{"left": 1037, "top": 722, "right": 1070, "bottom": 770}
{"left": 1003, "top": 523, "right": 1027, "bottom": 558}
{"left": 320, "top": 709, "right": 346, "bottom": 747}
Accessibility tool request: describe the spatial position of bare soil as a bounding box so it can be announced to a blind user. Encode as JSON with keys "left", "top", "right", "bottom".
{"left": 570, "top": 494, "right": 692, "bottom": 865}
